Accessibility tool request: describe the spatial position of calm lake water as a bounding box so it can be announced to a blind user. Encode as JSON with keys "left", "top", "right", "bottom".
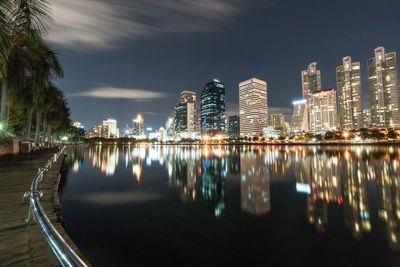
{"left": 60, "top": 145, "right": 400, "bottom": 266}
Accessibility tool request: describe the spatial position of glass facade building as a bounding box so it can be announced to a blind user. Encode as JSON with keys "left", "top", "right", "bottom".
{"left": 200, "top": 79, "right": 226, "bottom": 135}
{"left": 336, "top": 56, "right": 363, "bottom": 130}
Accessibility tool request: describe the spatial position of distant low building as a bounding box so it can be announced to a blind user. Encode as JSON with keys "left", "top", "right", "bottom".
{"left": 73, "top": 121, "right": 82, "bottom": 128}
{"left": 263, "top": 127, "right": 281, "bottom": 138}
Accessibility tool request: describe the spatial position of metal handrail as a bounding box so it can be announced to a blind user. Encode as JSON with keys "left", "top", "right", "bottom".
{"left": 24, "top": 147, "right": 88, "bottom": 267}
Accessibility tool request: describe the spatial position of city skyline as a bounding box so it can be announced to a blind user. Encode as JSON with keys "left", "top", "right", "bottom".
{"left": 48, "top": 1, "right": 400, "bottom": 128}
{"left": 84, "top": 46, "right": 399, "bottom": 137}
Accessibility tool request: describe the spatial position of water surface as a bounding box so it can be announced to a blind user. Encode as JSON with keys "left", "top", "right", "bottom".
{"left": 60, "top": 145, "right": 400, "bottom": 266}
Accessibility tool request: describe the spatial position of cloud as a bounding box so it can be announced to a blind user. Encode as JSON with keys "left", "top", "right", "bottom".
{"left": 143, "top": 111, "right": 168, "bottom": 116}
{"left": 69, "top": 87, "right": 166, "bottom": 100}
{"left": 47, "top": 0, "right": 266, "bottom": 50}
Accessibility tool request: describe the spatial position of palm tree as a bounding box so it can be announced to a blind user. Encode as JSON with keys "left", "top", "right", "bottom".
{"left": 0, "top": 0, "right": 52, "bottom": 125}
{"left": 29, "top": 42, "right": 63, "bottom": 141}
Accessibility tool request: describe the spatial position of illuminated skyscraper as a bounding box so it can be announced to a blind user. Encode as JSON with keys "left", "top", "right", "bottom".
{"left": 309, "top": 89, "right": 338, "bottom": 133}
{"left": 302, "top": 62, "right": 321, "bottom": 99}
{"left": 336, "top": 56, "right": 363, "bottom": 130}
{"left": 239, "top": 78, "right": 268, "bottom": 137}
{"left": 200, "top": 79, "right": 226, "bottom": 135}
{"left": 132, "top": 114, "right": 144, "bottom": 136}
{"left": 291, "top": 99, "right": 309, "bottom": 133}
{"left": 368, "top": 47, "right": 400, "bottom": 127}
{"left": 174, "top": 90, "right": 196, "bottom": 138}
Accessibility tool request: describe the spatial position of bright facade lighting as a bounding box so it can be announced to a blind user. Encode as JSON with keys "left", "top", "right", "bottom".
{"left": 296, "top": 183, "right": 311, "bottom": 194}
{"left": 292, "top": 99, "right": 307, "bottom": 105}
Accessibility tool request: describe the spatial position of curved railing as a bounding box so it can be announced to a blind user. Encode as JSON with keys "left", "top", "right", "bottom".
{"left": 24, "top": 147, "right": 88, "bottom": 267}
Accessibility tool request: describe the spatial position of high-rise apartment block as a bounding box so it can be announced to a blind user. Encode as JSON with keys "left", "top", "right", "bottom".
{"left": 200, "top": 79, "right": 226, "bottom": 135}
{"left": 368, "top": 46, "right": 400, "bottom": 127}
{"left": 239, "top": 78, "right": 268, "bottom": 137}
{"left": 336, "top": 56, "right": 363, "bottom": 130}
{"left": 302, "top": 62, "right": 321, "bottom": 99}
{"left": 309, "top": 89, "right": 338, "bottom": 132}
{"left": 174, "top": 90, "right": 197, "bottom": 138}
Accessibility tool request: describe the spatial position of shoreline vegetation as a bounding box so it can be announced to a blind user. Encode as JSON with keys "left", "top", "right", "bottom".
{"left": 84, "top": 138, "right": 400, "bottom": 146}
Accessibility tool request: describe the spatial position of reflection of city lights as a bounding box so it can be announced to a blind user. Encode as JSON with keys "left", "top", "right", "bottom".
{"left": 132, "top": 164, "right": 142, "bottom": 183}
{"left": 75, "top": 144, "right": 400, "bottom": 251}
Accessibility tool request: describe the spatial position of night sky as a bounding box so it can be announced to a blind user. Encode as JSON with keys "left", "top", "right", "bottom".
{"left": 48, "top": 0, "right": 400, "bottom": 130}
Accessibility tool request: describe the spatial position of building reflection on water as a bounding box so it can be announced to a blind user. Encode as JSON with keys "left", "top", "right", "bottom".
{"left": 65, "top": 144, "right": 400, "bottom": 251}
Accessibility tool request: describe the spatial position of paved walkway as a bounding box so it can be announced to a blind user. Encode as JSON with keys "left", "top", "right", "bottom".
{"left": 0, "top": 149, "right": 89, "bottom": 266}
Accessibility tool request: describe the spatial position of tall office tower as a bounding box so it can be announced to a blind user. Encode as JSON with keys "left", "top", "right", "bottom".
{"left": 368, "top": 47, "right": 400, "bottom": 127}
{"left": 336, "top": 56, "right": 363, "bottom": 130}
{"left": 228, "top": 115, "right": 239, "bottom": 138}
{"left": 200, "top": 78, "right": 226, "bottom": 135}
{"left": 174, "top": 90, "right": 196, "bottom": 138}
{"left": 269, "top": 113, "right": 285, "bottom": 129}
{"left": 291, "top": 99, "right": 309, "bottom": 133}
{"left": 102, "top": 119, "right": 117, "bottom": 138}
{"left": 239, "top": 78, "right": 268, "bottom": 137}
{"left": 363, "top": 109, "right": 372, "bottom": 128}
{"left": 309, "top": 89, "right": 338, "bottom": 133}
{"left": 302, "top": 62, "right": 321, "bottom": 99}
{"left": 132, "top": 114, "right": 144, "bottom": 136}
